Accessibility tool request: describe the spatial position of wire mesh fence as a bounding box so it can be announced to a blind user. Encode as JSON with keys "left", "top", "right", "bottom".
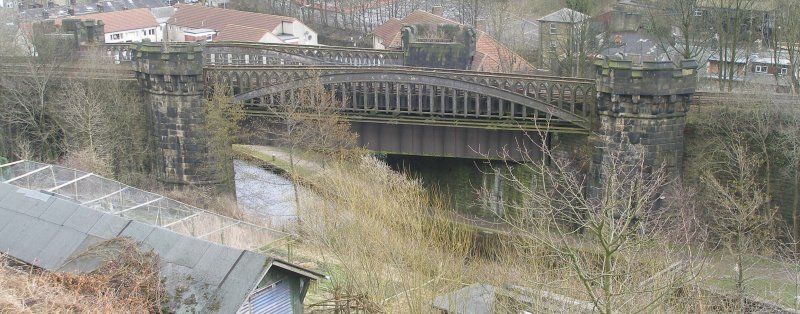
{"left": 0, "top": 160, "right": 290, "bottom": 251}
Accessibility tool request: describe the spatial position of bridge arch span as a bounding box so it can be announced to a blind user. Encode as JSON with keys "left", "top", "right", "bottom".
{"left": 231, "top": 71, "right": 591, "bottom": 130}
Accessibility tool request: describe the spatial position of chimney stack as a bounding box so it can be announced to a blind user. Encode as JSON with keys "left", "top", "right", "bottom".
{"left": 431, "top": 5, "right": 443, "bottom": 17}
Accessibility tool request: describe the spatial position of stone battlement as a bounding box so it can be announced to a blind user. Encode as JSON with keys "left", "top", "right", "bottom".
{"left": 401, "top": 24, "right": 476, "bottom": 70}
{"left": 589, "top": 58, "right": 698, "bottom": 194}
{"left": 595, "top": 59, "right": 697, "bottom": 96}
{"left": 62, "top": 19, "right": 104, "bottom": 45}
{"left": 130, "top": 42, "right": 204, "bottom": 76}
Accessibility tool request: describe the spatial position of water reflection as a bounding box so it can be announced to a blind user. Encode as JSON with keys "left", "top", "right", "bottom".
{"left": 234, "top": 160, "right": 297, "bottom": 226}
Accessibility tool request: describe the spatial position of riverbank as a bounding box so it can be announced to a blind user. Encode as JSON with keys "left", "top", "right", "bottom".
{"left": 234, "top": 144, "right": 322, "bottom": 176}
{"left": 234, "top": 144, "right": 517, "bottom": 236}
{"left": 233, "top": 145, "right": 800, "bottom": 311}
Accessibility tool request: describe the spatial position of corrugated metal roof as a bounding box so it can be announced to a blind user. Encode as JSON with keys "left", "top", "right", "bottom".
{"left": 0, "top": 182, "right": 270, "bottom": 314}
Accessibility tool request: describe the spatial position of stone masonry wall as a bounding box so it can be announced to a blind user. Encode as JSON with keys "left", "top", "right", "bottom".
{"left": 131, "top": 42, "right": 227, "bottom": 188}
{"left": 590, "top": 59, "right": 697, "bottom": 195}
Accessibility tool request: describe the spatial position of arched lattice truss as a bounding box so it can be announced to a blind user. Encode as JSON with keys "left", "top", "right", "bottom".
{"left": 207, "top": 66, "right": 595, "bottom": 132}
{"left": 204, "top": 42, "right": 405, "bottom": 66}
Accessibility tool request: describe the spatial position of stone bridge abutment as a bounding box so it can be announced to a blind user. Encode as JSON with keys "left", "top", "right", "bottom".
{"left": 131, "top": 42, "right": 233, "bottom": 191}
{"left": 589, "top": 59, "right": 697, "bottom": 196}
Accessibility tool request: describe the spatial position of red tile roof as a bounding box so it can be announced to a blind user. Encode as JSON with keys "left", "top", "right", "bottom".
{"left": 473, "top": 32, "right": 534, "bottom": 73}
{"left": 76, "top": 8, "right": 158, "bottom": 33}
{"left": 169, "top": 4, "right": 296, "bottom": 34}
{"left": 374, "top": 10, "right": 534, "bottom": 73}
{"left": 215, "top": 24, "right": 270, "bottom": 42}
{"left": 372, "top": 17, "right": 401, "bottom": 45}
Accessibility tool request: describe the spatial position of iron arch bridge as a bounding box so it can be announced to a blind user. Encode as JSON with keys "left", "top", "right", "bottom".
{"left": 103, "top": 42, "right": 404, "bottom": 66}
{"left": 205, "top": 66, "right": 596, "bottom": 133}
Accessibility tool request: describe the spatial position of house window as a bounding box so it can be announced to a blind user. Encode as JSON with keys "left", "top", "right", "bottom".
{"left": 148, "top": 29, "right": 155, "bottom": 35}
{"left": 110, "top": 33, "right": 120, "bottom": 40}
{"left": 206, "top": 35, "right": 213, "bottom": 41}
{"left": 549, "top": 40, "right": 557, "bottom": 52}
{"left": 549, "top": 23, "right": 557, "bottom": 34}
{"left": 694, "top": 10, "right": 703, "bottom": 17}
{"left": 755, "top": 65, "right": 767, "bottom": 73}
{"left": 781, "top": 67, "right": 788, "bottom": 75}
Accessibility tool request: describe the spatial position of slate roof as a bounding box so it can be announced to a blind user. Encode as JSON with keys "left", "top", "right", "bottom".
{"left": 150, "top": 6, "right": 176, "bottom": 24}
{"left": 19, "top": 0, "right": 168, "bottom": 21}
{"left": 372, "top": 10, "right": 534, "bottom": 73}
{"left": 537, "top": 8, "right": 589, "bottom": 23}
{"left": 696, "top": 0, "right": 777, "bottom": 11}
{"left": 0, "top": 182, "right": 319, "bottom": 313}
{"left": 169, "top": 4, "right": 295, "bottom": 34}
{"left": 74, "top": 8, "right": 158, "bottom": 33}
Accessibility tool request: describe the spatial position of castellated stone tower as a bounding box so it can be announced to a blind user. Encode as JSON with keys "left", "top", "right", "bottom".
{"left": 131, "top": 42, "right": 231, "bottom": 190}
{"left": 590, "top": 59, "right": 697, "bottom": 196}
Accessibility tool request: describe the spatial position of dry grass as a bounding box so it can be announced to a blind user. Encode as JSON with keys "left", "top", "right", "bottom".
{"left": 295, "top": 154, "right": 727, "bottom": 313}
{"left": 161, "top": 187, "right": 243, "bottom": 220}
{"left": 0, "top": 238, "right": 163, "bottom": 313}
{"left": 301, "top": 156, "right": 479, "bottom": 312}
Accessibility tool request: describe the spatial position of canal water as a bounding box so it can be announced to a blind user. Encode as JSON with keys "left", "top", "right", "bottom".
{"left": 234, "top": 159, "right": 298, "bottom": 227}
{"left": 234, "top": 155, "right": 528, "bottom": 227}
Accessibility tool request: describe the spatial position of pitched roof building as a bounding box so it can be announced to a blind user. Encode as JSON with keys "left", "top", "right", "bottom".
{"left": 537, "top": 8, "right": 590, "bottom": 74}
{"left": 0, "top": 170, "right": 323, "bottom": 313}
{"left": 167, "top": 4, "right": 318, "bottom": 45}
{"left": 74, "top": 8, "right": 160, "bottom": 43}
{"left": 537, "top": 8, "right": 589, "bottom": 24}
{"left": 371, "top": 9, "right": 535, "bottom": 73}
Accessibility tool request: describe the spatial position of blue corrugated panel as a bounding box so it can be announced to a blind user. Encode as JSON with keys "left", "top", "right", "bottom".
{"left": 238, "top": 281, "right": 293, "bottom": 314}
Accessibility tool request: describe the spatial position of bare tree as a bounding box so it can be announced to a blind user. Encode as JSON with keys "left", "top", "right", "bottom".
{"left": 771, "top": 0, "right": 800, "bottom": 93}
{"left": 49, "top": 48, "right": 149, "bottom": 180}
{"left": 201, "top": 82, "right": 246, "bottom": 191}
{"left": 707, "top": 0, "right": 756, "bottom": 91}
{"left": 0, "top": 22, "right": 74, "bottom": 161}
{"left": 777, "top": 99, "right": 800, "bottom": 251}
{"left": 262, "top": 74, "right": 358, "bottom": 209}
{"left": 485, "top": 130, "right": 696, "bottom": 313}
{"left": 702, "top": 138, "right": 778, "bottom": 312}
{"left": 645, "top": 0, "right": 713, "bottom": 65}
{"left": 543, "top": 2, "right": 602, "bottom": 77}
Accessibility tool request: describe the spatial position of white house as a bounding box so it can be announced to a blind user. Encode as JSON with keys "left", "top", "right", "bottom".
{"left": 76, "top": 8, "right": 161, "bottom": 43}
{"left": 1, "top": 0, "right": 16, "bottom": 9}
{"left": 166, "top": 4, "right": 317, "bottom": 45}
